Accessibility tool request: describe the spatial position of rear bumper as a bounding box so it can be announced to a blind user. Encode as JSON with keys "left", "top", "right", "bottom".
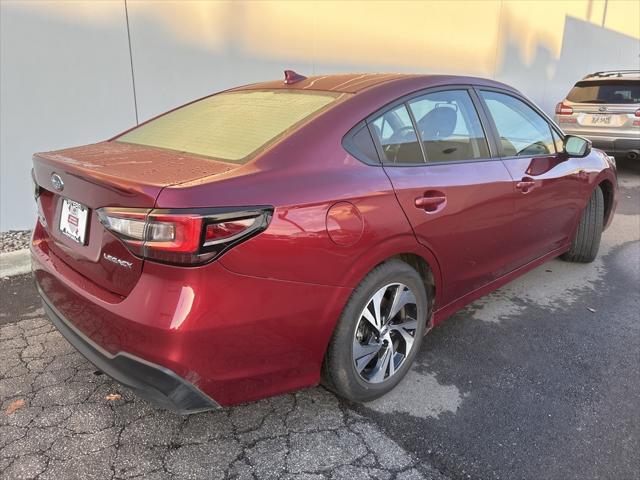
{"left": 40, "top": 288, "right": 219, "bottom": 414}
{"left": 31, "top": 224, "right": 351, "bottom": 407}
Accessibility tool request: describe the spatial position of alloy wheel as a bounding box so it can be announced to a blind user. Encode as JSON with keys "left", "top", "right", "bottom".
{"left": 352, "top": 282, "right": 418, "bottom": 383}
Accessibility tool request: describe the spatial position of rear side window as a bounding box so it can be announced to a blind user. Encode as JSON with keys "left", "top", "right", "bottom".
{"left": 480, "top": 91, "right": 555, "bottom": 157}
{"left": 408, "top": 90, "right": 489, "bottom": 162}
{"left": 370, "top": 104, "right": 424, "bottom": 164}
{"left": 566, "top": 80, "right": 640, "bottom": 104}
{"left": 343, "top": 125, "right": 379, "bottom": 164}
{"left": 117, "top": 90, "right": 341, "bottom": 163}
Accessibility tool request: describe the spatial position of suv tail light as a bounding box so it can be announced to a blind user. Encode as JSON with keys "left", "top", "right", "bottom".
{"left": 555, "top": 102, "right": 573, "bottom": 115}
{"left": 97, "top": 207, "right": 272, "bottom": 265}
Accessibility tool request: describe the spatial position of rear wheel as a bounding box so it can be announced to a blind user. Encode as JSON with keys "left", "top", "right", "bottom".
{"left": 562, "top": 186, "right": 604, "bottom": 263}
{"left": 322, "top": 260, "right": 428, "bottom": 402}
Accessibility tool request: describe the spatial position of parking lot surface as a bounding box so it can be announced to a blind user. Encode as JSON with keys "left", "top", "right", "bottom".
{"left": 1, "top": 161, "right": 638, "bottom": 480}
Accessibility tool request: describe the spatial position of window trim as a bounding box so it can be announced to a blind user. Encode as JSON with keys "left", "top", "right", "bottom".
{"left": 404, "top": 101, "right": 429, "bottom": 164}
{"left": 473, "top": 86, "right": 566, "bottom": 161}
{"left": 362, "top": 85, "right": 500, "bottom": 167}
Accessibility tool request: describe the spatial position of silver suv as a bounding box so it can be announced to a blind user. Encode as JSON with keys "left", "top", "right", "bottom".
{"left": 555, "top": 70, "right": 640, "bottom": 161}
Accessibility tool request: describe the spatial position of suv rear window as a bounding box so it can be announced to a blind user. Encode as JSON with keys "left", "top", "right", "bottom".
{"left": 566, "top": 80, "right": 640, "bottom": 104}
{"left": 117, "top": 90, "right": 341, "bottom": 162}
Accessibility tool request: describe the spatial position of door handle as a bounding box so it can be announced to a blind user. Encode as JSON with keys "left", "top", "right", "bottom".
{"left": 415, "top": 192, "right": 446, "bottom": 212}
{"left": 516, "top": 177, "right": 536, "bottom": 193}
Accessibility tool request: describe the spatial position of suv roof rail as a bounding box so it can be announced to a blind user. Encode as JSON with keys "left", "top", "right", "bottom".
{"left": 583, "top": 70, "right": 640, "bottom": 79}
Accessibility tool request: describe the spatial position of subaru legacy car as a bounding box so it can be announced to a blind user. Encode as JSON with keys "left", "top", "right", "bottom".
{"left": 31, "top": 72, "right": 617, "bottom": 412}
{"left": 555, "top": 70, "right": 640, "bottom": 161}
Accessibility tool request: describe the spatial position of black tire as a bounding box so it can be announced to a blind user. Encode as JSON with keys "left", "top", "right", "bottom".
{"left": 562, "top": 186, "right": 604, "bottom": 263}
{"left": 322, "top": 260, "right": 428, "bottom": 402}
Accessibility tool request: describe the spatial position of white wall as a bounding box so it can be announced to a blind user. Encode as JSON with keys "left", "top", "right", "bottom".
{"left": 1, "top": 1, "right": 135, "bottom": 231}
{"left": 1, "top": 0, "right": 639, "bottom": 231}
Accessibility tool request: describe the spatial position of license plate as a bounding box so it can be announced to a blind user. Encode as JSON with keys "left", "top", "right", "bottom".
{"left": 59, "top": 199, "right": 89, "bottom": 245}
{"left": 589, "top": 114, "right": 612, "bottom": 125}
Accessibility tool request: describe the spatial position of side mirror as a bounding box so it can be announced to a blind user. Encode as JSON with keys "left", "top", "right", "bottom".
{"left": 563, "top": 135, "right": 591, "bottom": 157}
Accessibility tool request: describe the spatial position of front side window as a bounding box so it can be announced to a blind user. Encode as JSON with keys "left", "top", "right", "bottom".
{"left": 480, "top": 91, "right": 555, "bottom": 157}
{"left": 117, "top": 90, "right": 341, "bottom": 163}
{"left": 408, "top": 90, "right": 489, "bottom": 162}
{"left": 370, "top": 105, "right": 424, "bottom": 164}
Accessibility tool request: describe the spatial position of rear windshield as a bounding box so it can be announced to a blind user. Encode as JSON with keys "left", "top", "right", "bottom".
{"left": 116, "top": 90, "right": 341, "bottom": 162}
{"left": 566, "top": 80, "right": 640, "bottom": 104}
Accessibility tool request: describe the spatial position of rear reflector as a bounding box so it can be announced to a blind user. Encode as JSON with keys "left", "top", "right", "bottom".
{"left": 555, "top": 102, "right": 573, "bottom": 115}
{"left": 101, "top": 213, "right": 147, "bottom": 240}
{"left": 97, "top": 207, "right": 272, "bottom": 266}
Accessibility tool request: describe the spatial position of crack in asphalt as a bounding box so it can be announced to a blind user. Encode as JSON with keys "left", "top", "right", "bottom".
{"left": 0, "top": 316, "right": 447, "bottom": 480}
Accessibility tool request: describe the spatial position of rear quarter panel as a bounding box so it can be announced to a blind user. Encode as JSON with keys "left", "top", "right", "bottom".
{"left": 157, "top": 154, "right": 436, "bottom": 290}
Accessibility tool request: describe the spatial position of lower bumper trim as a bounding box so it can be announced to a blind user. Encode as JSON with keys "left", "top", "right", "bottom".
{"left": 39, "top": 287, "right": 220, "bottom": 414}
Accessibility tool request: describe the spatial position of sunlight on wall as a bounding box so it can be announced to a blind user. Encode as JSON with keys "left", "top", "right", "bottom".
{"left": 604, "top": 0, "right": 640, "bottom": 38}
{"left": 242, "top": 0, "right": 502, "bottom": 75}
{"left": 125, "top": 1, "right": 229, "bottom": 51}
{"left": 2, "top": 0, "right": 639, "bottom": 231}
{"left": 9, "top": 0, "right": 638, "bottom": 73}
{"left": 5, "top": 0, "right": 123, "bottom": 26}
{"left": 501, "top": 0, "right": 639, "bottom": 63}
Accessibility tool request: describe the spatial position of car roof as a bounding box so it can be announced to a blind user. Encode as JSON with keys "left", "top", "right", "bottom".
{"left": 580, "top": 70, "right": 640, "bottom": 82}
{"left": 236, "top": 73, "right": 415, "bottom": 93}
{"left": 234, "top": 72, "right": 515, "bottom": 95}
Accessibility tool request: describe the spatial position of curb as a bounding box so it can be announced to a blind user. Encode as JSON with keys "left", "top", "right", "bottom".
{"left": 0, "top": 249, "right": 31, "bottom": 278}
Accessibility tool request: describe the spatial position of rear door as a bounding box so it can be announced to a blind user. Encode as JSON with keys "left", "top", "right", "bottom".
{"left": 476, "top": 89, "right": 586, "bottom": 267}
{"left": 370, "top": 88, "right": 516, "bottom": 306}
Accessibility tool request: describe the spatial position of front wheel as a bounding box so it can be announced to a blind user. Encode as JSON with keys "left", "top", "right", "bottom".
{"left": 562, "top": 186, "right": 604, "bottom": 263}
{"left": 322, "top": 260, "right": 428, "bottom": 402}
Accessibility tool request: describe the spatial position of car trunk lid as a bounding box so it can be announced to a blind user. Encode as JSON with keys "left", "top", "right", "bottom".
{"left": 32, "top": 141, "right": 239, "bottom": 296}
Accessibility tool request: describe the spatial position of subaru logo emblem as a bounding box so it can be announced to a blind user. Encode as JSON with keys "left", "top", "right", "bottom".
{"left": 598, "top": 106, "right": 607, "bottom": 112}
{"left": 51, "top": 173, "right": 64, "bottom": 192}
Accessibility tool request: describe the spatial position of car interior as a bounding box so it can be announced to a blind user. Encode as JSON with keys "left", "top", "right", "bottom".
{"left": 372, "top": 99, "right": 489, "bottom": 164}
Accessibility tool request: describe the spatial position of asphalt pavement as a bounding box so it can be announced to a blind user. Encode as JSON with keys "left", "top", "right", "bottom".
{"left": 1, "top": 159, "right": 638, "bottom": 480}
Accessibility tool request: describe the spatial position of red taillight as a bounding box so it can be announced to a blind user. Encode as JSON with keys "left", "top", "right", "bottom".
{"left": 555, "top": 102, "right": 573, "bottom": 115}
{"left": 205, "top": 218, "right": 255, "bottom": 244}
{"left": 97, "top": 207, "right": 272, "bottom": 265}
{"left": 144, "top": 213, "right": 203, "bottom": 253}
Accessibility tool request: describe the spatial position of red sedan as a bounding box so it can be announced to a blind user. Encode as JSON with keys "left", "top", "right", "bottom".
{"left": 31, "top": 72, "right": 617, "bottom": 412}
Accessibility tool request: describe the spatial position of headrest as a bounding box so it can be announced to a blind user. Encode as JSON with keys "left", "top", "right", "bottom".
{"left": 418, "top": 106, "right": 457, "bottom": 140}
